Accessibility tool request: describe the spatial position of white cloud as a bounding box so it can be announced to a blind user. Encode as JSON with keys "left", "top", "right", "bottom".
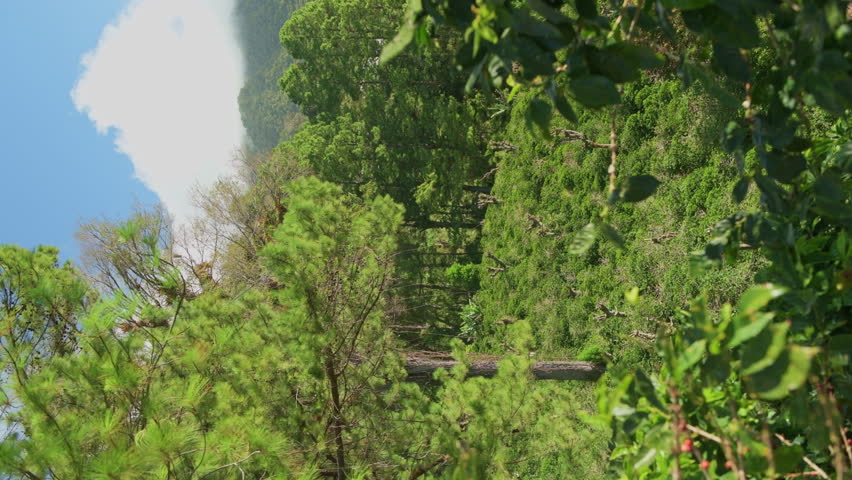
{"left": 72, "top": 0, "right": 245, "bottom": 224}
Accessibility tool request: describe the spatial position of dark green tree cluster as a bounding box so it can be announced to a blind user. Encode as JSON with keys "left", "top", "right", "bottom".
{"left": 276, "top": 0, "right": 505, "bottom": 339}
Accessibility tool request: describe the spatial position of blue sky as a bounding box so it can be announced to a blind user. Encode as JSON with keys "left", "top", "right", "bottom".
{"left": 0, "top": 1, "right": 154, "bottom": 259}
{"left": 0, "top": 0, "right": 244, "bottom": 261}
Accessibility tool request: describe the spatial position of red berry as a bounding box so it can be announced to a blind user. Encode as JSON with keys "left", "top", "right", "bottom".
{"left": 846, "top": 438, "right": 852, "bottom": 446}
{"left": 724, "top": 460, "right": 734, "bottom": 470}
{"left": 680, "top": 439, "right": 693, "bottom": 453}
{"left": 700, "top": 460, "right": 710, "bottom": 470}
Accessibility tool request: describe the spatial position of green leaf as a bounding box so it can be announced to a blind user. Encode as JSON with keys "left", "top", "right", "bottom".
{"left": 829, "top": 334, "right": 852, "bottom": 355}
{"left": 661, "top": 0, "right": 714, "bottom": 10}
{"left": 380, "top": 18, "right": 417, "bottom": 64}
{"left": 575, "top": 0, "right": 597, "bottom": 19}
{"left": 625, "top": 287, "right": 640, "bottom": 305}
{"left": 813, "top": 174, "right": 852, "bottom": 222}
{"left": 527, "top": 0, "right": 571, "bottom": 24}
{"left": 569, "top": 223, "right": 597, "bottom": 255}
{"left": 729, "top": 312, "right": 775, "bottom": 348}
{"left": 598, "top": 222, "right": 625, "bottom": 249}
{"left": 740, "top": 322, "right": 789, "bottom": 375}
{"left": 570, "top": 75, "right": 621, "bottom": 108}
{"left": 722, "top": 121, "right": 746, "bottom": 153}
{"left": 676, "top": 339, "right": 707, "bottom": 377}
{"left": 732, "top": 177, "right": 749, "bottom": 203}
{"left": 735, "top": 284, "right": 786, "bottom": 318}
{"left": 713, "top": 42, "right": 750, "bottom": 83}
{"left": 760, "top": 151, "right": 806, "bottom": 184}
{"left": 553, "top": 91, "right": 578, "bottom": 123}
{"left": 525, "top": 98, "right": 552, "bottom": 137}
{"left": 633, "top": 447, "right": 658, "bottom": 470}
{"left": 748, "top": 346, "right": 817, "bottom": 400}
{"left": 754, "top": 175, "right": 788, "bottom": 214}
{"left": 621, "top": 175, "right": 660, "bottom": 202}
{"left": 588, "top": 43, "right": 665, "bottom": 83}
{"left": 774, "top": 445, "right": 804, "bottom": 474}
{"left": 633, "top": 369, "right": 665, "bottom": 411}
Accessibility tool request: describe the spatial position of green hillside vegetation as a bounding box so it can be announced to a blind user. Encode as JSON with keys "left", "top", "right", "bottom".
{"left": 1, "top": 1, "right": 850, "bottom": 479}
{"left": 235, "top": 0, "right": 307, "bottom": 151}
{"left": 476, "top": 80, "right": 761, "bottom": 366}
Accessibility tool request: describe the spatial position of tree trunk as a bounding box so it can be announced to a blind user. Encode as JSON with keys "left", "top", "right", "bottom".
{"left": 325, "top": 358, "right": 347, "bottom": 480}
{"left": 404, "top": 355, "right": 605, "bottom": 381}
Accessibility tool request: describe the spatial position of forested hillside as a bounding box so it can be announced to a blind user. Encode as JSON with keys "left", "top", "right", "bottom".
{"left": 1, "top": 1, "right": 851, "bottom": 479}
{"left": 235, "top": 0, "right": 307, "bottom": 151}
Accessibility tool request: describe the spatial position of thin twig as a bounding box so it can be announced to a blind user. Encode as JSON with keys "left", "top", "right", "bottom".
{"left": 608, "top": 107, "right": 618, "bottom": 197}
{"left": 686, "top": 424, "right": 721, "bottom": 444}
{"left": 776, "top": 433, "right": 830, "bottom": 480}
{"left": 199, "top": 451, "right": 262, "bottom": 478}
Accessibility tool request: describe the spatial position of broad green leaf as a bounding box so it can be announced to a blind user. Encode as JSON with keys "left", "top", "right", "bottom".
{"left": 570, "top": 75, "right": 621, "bottom": 108}
{"left": 702, "top": 387, "right": 726, "bottom": 404}
{"left": 704, "top": 354, "right": 732, "bottom": 383}
{"left": 722, "top": 121, "right": 746, "bottom": 153}
{"left": 380, "top": 18, "right": 417, "bottom": 64}
{"left": 829, "top": 334, "right": 852, "bottom": 355}
{"left": 621, "top": 175, "right": 660, "bottom": 202}
{"left": 741, "top": 322, "right": 789, "bottom": 375}
{"left": 633, "top": 369, "right": 665, "bottom": 412}
{"left": 527, "top": 0, "right": 571, "bottom": 24}
{"left": 732, "top": 177, "right": 749, "bottom": 203}
{"left": 599, "top": 222, "right": 625, "bottom": 249}
{"left": 713, "top": 42, "right": 750, "bottom": 83}
{"left": 553, "top": 91, "right": 578, "bottom": 123}
{"left": 748, "top": 346, "right": 817, "bottom": 400}
{"left": 625, "top": 287, "right": 640, "bottom": 305}
{"left": 633, "top": 447, "right": 658, "bottom": 470}
{"left": 575, "top": 0, "right": 598, "bottom": 19}
{"left": 676, "top": 339, "right": 706, "bottom": 377}
{"left": 588, "top": 43, "right": 665, "bottom": 83}
{"left": 612, "top": 405, "right": 636, "bottom": 417}
{"left": 774, "top": 445, "right": 804, "bottom": 474}
{"left": 525, "top": 98, "right": 552, "bottom": 138}
{"left": 729, "top": 312, "right": 775, "bottom": 348}
{"left": 760, "top": 151, "right": 806, "bottom": 184}
{"left": 612, "top": 43, "right": 665, "bottom": 70}
{"left": 813, "top": 174, "right": 852, "bottom": 222}
{"left": 735, "top": 284, "right": 786, "bottom": 318}
{"left": 569, "top": 223, "right": 597, "bottom": 255}
{"left": 599, "top": 374, "right": 633, "bottom": 419}
{"left": 754, "top": 175, "right": 788, "bottom": 214}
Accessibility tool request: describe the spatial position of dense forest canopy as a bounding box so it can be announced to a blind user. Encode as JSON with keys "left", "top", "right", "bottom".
{"left": 1, "top": 0, "right": 851, "bottom": 479}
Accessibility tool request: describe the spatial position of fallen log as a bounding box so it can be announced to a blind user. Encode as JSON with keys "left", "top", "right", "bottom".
{"left": 404, "top": 354, "right": 605, "bottom": 381}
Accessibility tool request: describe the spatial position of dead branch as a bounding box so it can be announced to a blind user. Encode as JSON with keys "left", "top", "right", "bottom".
{"left": 488, "top": 140, "right": 518, "bottom": 152}
{"left": 594, "top": 303, "right": 627, "bottom": 320}
{"left": 650, "top": 232, "right": 677, "bottom": 244}
{"left": 404, "top": 354, "right": 605, "bottom": 381}
{"left": 553, "top": 128, "right": 613, "bottom": 149}
{"left": 629, "top": 330, "right": 656, "bottom": 341}
{"left": 525, "top": 214, "right": 558, "bottom": 237}
{"left": 477, "top": 193, "right": 500, "bottom": 208}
